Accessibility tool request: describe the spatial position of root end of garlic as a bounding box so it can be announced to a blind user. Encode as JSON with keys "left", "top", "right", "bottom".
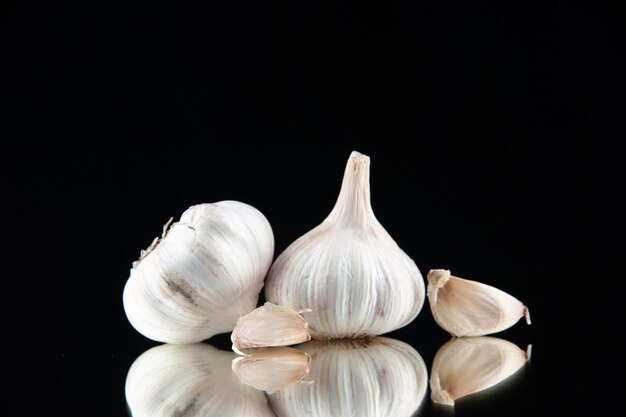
{"left": 132, "top": 216, "right": 176, "bottom": 269}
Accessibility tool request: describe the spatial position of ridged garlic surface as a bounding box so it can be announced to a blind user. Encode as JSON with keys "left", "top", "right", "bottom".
{"left": 231, "top": 302, "right": 311, "bottom": 354}
{"left": 123, "top": 201, "right": 274, "bottom": 344}
{"left": 430, "top": 337, "right": 531, "bottom": 406}
{"left": 125, "top": 343, "right": 276, "bottom": 417}
{"left": 232, "top": 347, "right": 311, "bottom": 393}
{"left": 265, "top": 151, "right": 425, "bottom": 339}
{"left": 427, "top": 269, "right": 531, "bottom": 337}
{"left": 269, "top": 337, "right": 428, "bottom": 417}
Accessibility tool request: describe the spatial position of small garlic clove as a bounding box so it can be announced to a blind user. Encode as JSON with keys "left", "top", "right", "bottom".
{"left": 231, "top": 302, "right": 311, "bottom": 354}
{"left": 430, "top": 337, "right": 531, "bottom": 406}
{"left": 427, "top": 269, "right": 531, "bottom": 337}
{"left": 232, "top": 347, "right": 311, "bottom": 393}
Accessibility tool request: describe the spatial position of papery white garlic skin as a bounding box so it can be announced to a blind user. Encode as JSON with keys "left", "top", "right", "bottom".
{"left": 430, "top": 337, "right": 530, "bottom": 406}
{"left": 232, "top": 347, "right": 311, "bottom": 393}
{"left": 123, "top": 201, "right": 274, "bottom": 344}
{"left": 265, "top": 151, "right": 425, "bottom": 339}
{"left": 269, "top": 337, "right": 428, "bottom": 417}
{"left": 231, "top": 302, "right": 311, "bottom": 354}
{"left": 125, "top": 343, "right": 276, "bottom": 417}
{"left": 427, "top": 269, "right": 531, "bottom": 337}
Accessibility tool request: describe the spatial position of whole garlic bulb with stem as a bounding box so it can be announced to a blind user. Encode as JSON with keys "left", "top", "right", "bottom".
{"left": 268, "top": 337, "right": 428, "bottom": 417}
{"left": 125, "top": 343, "right": 276, "bottom": 417}
{"left": 265, "top": 151, "right": 425, "bottom": 339}
{"left": 123, "top": 201, "right": 274, "bottom": 344}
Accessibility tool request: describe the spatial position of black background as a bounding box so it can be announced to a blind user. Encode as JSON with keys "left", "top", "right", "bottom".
{"left": 2, "top": 1, "right": 615, "bottom": 416}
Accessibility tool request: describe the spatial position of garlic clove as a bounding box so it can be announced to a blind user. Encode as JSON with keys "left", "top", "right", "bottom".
{"left": 231, "top": 302, "right": 311, "bottom": 354}
{"left": 430, "top": 336, "right": 531, "bottom": 406}
{"left": 268, "top": 337, "right": 428, "bottom": 417}
{"left": 125, "top": 343, "right": 276, "bottom": 417}
{"left": 265, "top": 151, "right": 425, "bottom": 339}
{"left": 123, "top": 201, "right": 274, "bottom": 344}
{"left": 427, "top": 269, "right": 531, "bottom": 337}
{"left": 232, "top": 347, "right": 311, "bottom": 393}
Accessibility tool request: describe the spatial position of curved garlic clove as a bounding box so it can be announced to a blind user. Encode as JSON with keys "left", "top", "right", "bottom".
{"left": 123, "top": 201, "right": 274, "bottom": 344}
{"left": 269, "top": 337, "right": 428, "bottom": 417}
{"left": 232, "top": 347, "right": 311, "bottom": 393}
{"left": 125, "top": 343, "right": 276, "bottom": 417}
{"left": 265, "top": 151, "right": 425, "bottom": 339}
{"left": 427, "top": 269, "right": 531, "bottom": 337}
{"left": 430, "top": 337, "right": 531, "bottom": 406}
{"left": 231, "top": 302, "right": 311, "bottom": 354}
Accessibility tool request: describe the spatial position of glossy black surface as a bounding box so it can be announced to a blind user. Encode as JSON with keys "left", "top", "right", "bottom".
{"left": 3, "top": 1, "right": 600, "bottom": 416}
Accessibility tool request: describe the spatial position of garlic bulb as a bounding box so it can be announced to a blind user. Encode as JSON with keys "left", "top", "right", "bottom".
{"left": 269, "top": 337, "right": 428, "bottom": 417}
{"left": 427, "top": 269, "right": 531, "bottom": 337}
{"left": 125, "top": 343, "right": 276, "bottom": 417}
{"left": 231, "top": 302, "right": 311, "bottom": 354}
{"left": 123, "top": 201, "right": 274, "bottom": 344}
{"left": 232, "top": 347, "right": 311, "bottom": 393}
{"left": 430, "top": 337, "right": 531, "bottom": 406}
{"left": 265, "top": 151, "right": 425, "bottom": 339}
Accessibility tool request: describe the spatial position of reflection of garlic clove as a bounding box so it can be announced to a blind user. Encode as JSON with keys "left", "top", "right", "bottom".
{"left": 265, "top": 151, "right": 425, "bottom": 339}
{"left": 430, "top": 336, "right": 531, "bottom": 406}
{"left": 125, "top": 343, "right": 276, "bottom": 417}
{"left": 231, "top": 302, "right": 311, "bottom": 354}
{"left": 269, "top": 337, "right": 428, "bottom": 417}
{"left": 123, "top": 201, "right": 274, "bottom": 344}
{"left": 232, "top": 347, "right": 311, "bottom": 393}
{"left": 427, "top": 269, "right": 531, "bottom": 337}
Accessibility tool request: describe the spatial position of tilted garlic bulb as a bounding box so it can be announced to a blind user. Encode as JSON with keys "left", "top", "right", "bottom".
{"left": 427, "top": 269, "right": 531, "bottom": 337}
{"left": 269, "top": 337, "right": 428, "bottom": 417}
{"left": 265, "top": 151, "right": 425, "bottom": 339}
{"left": 430, "top": 337, "right": 531, "bottom": 406}
{"left": 123, "top": 201, "right": 274, "bottom": 344}
{"left": 232, "top": 347, "right": 311, "bottom": 393}
{"left": 125, "top": 343, "right": 276, "bottom": 417}
{"left": 231, "top": 302, "right": 311, "bottom": 354}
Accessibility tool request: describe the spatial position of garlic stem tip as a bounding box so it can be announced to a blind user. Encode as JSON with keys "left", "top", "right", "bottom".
{"left": 349, "top": 150, "right": 370, "bottom": 162}
{"left": 526, "top": 344, "right": 533, "bottom": 361}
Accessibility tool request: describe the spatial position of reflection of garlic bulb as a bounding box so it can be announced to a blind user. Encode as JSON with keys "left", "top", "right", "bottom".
{"left": 427, "top": 269, "right": 531, "bottom": 337}
{"left": 125, "top": 343, "right": 276, "bottom": 417}
{"left": 265, "top": 151, "right": 425, "bottom": 339}
{"left": 269, "top": 337, "right": 428, "bottom": 417}
{"left": 430, "top": 337, "right": 531, "bottom": 406}
{"left": 123, "top": 201, "right": 274, "bottom": 344}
